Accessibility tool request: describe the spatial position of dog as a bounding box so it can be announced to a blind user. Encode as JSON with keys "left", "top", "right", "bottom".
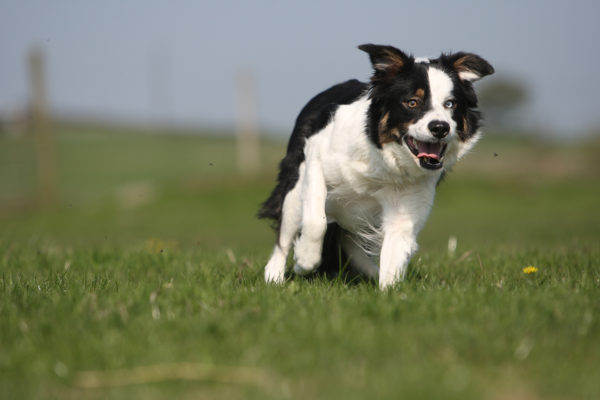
{"left": 258, "top": 44, "right": 494, "bottom": 289}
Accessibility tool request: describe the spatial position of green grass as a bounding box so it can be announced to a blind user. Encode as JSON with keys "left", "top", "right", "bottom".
{"left": 1, "top": 125, "right": 599, "bottom": 399}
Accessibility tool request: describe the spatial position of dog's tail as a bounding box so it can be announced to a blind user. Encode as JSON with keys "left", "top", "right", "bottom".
{"left": 257, "top": 187, "right": 284, "bottom": 225}
{"left": 257, "top": 148, "right": 305, "bottom": 230}
{"left": 257, "top": 181, "right": 288, "bottom": 231}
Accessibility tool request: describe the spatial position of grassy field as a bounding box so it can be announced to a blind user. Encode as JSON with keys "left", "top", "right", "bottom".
{"left": 1, "top": 124, "right": 599, "bottom": 399}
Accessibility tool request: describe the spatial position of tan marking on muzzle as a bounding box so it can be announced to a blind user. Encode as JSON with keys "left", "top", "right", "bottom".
{"left": 379, "top": 114, "right": 412, "bottom": 145}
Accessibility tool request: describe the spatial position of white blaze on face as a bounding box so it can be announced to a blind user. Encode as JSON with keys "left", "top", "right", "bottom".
{"left": 427, "top": 67, "right": 454, "bottom": 120}
{"left": 407, "top": 67, "right": 457, "bottom": 142}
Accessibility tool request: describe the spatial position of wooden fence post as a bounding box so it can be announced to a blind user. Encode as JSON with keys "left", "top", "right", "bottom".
{"left": 29, "top": 47, "right": 57, "bottom": 205}
{"left": 235, "top": 69, "right": 260, "bottom": 176}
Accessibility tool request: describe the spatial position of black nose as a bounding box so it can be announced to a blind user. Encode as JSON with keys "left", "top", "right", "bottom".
{"left": 428, "top": 120, "right": 450, "bottom": 139}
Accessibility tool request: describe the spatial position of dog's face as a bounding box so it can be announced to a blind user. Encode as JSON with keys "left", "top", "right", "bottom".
{"left": 360, "top": 44, "right": 494, "bottom": 172}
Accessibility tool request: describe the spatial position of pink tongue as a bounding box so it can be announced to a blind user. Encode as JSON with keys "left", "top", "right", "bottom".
{"left": 416, "top": 141, "right": 442, "bottom": 160}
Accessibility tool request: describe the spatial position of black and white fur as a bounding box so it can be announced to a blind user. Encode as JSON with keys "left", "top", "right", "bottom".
{"left": 259, "top": 44, "right": 494, "bottom": 289}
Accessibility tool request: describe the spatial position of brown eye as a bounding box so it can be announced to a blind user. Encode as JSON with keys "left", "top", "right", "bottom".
{"left": 407, "top": 98, "right": 419, "bottom": 108}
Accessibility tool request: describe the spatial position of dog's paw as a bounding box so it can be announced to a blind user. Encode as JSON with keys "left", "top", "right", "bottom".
{"left": 264, "top": 257, "right": 286, "bottom": 284}
{"left": 378, "top": 276, "right": 397, "bottom": 290}
{"left": 378, "top": 268, "right": 405, "bottom": 290}
{"left": 265, "top": 266, "right": 285, "bottom": 284}
{"left": 293, "top": 238, "right": 322, "bottom": 274}
{"left": 293, "top": 262, "right": 313, "bottom": 276}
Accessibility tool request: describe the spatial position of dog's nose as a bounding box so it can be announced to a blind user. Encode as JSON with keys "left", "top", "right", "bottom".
{"left": 428, "top": 120, "right": 450, "bottom": 139}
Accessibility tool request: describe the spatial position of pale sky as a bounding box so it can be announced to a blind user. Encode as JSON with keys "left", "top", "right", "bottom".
{"left": 1, "top": 0, "right": 599, "bottom": 138}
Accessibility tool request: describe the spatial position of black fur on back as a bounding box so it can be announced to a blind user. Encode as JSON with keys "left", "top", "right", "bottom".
{"left": 258, "top": 79, "right": 368, "bottom": 229}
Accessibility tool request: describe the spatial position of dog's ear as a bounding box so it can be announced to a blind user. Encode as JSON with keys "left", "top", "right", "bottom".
{"left": 444, "top": 52, "right": 494, "bottom": 82}
{"left": 358, "top": 44, "right": 411, "bottom": 81}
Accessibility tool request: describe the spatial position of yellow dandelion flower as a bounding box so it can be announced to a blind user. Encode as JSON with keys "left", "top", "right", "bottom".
{"left": 522, "top": 266, "right": 538, "bottom": 274}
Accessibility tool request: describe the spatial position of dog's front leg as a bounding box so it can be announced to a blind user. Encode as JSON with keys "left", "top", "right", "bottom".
{"left": 293, "top": 156, "right": 328, "bottom": 275}
{"left": 378, "top": 187, "right": 435, "bottom": 289}
{"left": 264, "top": 176, "right": 303, "bottom": 283}
{"left": 378, "top": 224, "right": 418, "bottom": 289}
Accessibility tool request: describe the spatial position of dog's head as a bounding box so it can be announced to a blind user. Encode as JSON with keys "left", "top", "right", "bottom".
{"left": 360, "top": 44, "right": 494, "bottom": 172}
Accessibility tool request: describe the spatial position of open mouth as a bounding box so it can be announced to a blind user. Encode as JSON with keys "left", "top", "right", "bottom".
{"left": 404, "top": 136, "right": 447, "bottom": 170}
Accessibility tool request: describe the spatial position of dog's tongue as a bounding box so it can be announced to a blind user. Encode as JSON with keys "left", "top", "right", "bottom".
{"left": 417, "top": 141, "right": 442, "bottom": 160}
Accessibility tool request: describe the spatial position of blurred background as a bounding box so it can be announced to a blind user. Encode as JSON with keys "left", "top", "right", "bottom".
{"left": 1, "top": 0, "right": 599, "bottom": 253}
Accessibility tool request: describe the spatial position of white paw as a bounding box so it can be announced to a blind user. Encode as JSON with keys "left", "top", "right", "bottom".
{"left": 264, "top": 255, "right": 286, "bottom": 284}
{"left": 293, "top": 262, "right": 313, "bottom": 276}
{"left": 378, "top": 278, "right": 394, "bottom": 290}
{"left": 293, "top": 238, "right": 322, "bottom": 274}
{"left": 265, "top": 266, "right": 285, "bottom": 284}
{"left": 378, "top": 269, "right": 403, "bottom": 290}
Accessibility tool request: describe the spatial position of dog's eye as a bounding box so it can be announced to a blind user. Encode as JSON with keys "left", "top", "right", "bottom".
{"left": 444, "top": 99, "right": 457, "bottom": 109}
{"left": 406, "top": 99, "right": 419, "bottom": 108}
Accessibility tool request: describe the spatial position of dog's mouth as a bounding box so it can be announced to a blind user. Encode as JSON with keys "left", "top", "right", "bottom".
{"left": 404, "top": 136, "right": 447, "bottom": 170}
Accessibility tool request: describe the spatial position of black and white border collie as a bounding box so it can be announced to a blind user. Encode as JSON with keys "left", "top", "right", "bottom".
{"left": 259, "top": 44, "right": 494, "bottom": 289}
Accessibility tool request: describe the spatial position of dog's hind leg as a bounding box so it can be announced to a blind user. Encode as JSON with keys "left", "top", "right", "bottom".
{"left": 341, "top": 233, "right": 379, "bottom": 280}
{"left": 264, "top": 168, "right": 304, "bottom": 283}
{"left": 293, "top": 155, "right": 328, "bottom": 276}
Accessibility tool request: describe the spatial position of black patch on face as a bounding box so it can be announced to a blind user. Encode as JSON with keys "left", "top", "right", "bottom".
{"left": 427, "top": 58, "right": 481, "bottom": 141}
{"left": 435, "top": 52, "right": 494, "bottom": 141}
{"left": 366, "top": 62, "right": 432, "bottom": 148}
